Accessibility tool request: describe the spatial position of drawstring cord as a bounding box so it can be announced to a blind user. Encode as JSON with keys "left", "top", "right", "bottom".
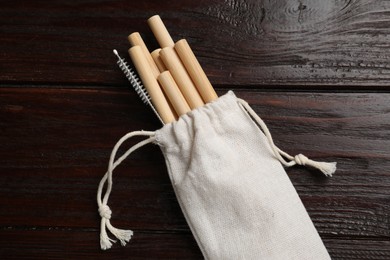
{"left": 97, "top": 130, "right": 156, "bottom": 250}
{"left": 238, "top": 98, "right": 336, "bottom": 177}
{"left": 97, "top": 98, "right": 335, "bottom": 250}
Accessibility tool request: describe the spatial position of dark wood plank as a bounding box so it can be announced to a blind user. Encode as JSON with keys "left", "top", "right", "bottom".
{"left": 2, "top": 0, "right": 389, "bottom": 259}
{"left": 2, "top": 0, "right": 390, "bottom": 87}
{"left": 1, "top": 229, "right": 390, "bottom": 260}
{"left": 0, "top": 87, "right": 389, "bottom": 260}
{"left": 0, "top": 229, "right": 203, "bottom": 260}
{"left": 324, "top": 238, "right": 390, "bottom": 260}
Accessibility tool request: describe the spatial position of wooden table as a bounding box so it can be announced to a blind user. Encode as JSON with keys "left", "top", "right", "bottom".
{"left": 1, "top": 1, "right": 389, "bottom": 259}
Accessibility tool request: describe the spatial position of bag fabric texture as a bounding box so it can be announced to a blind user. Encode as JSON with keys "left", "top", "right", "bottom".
{"left": 154, "top": 91, "right": 331, "bottom": 259}
{"left": 97, "top": 91, "right": 335, "bottom": 259}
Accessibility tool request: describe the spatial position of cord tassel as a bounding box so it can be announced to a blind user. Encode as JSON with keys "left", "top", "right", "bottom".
{"left": 98, "top": 204, "right": 133, "bottom": 249}
{"left": 100, "top": 218, "right": 115, "bottom": 250}
{"left": 97, "top": 131, "right": 156, "bottom": 250}
{"left": 106, "top": 220, "right": 133, "bottom": 246}
{"left": 294, "top": 153, "right": 337, "bottom": 177}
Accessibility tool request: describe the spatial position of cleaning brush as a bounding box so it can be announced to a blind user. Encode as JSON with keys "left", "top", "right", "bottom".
{"left": 113, "top": 49, "right": 164, "bottom": 124}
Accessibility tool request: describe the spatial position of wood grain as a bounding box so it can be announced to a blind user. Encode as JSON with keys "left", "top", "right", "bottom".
{"left": 0, "top": 229, "right": 203, "bottom": 259}
{"left": 1, "top": 0, "right": 389, "bottom": 259}
{"left": 1, "top": 0, "right": 390, "bottom": 87}
{"left": 0, "top": 87, "right": 389, "bottom": 259}
{"left": 1, "top": 230, "right": 390, "bottom": 260}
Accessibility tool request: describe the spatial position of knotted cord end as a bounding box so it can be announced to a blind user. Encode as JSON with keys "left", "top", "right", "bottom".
{"left": 99, "top": 205, "right": 112, "bottom": 220}
{"left": 96, "top": 131, "right": 156, "bottom": 250}
{"left": 294, "top": 154, "right": 336, "bottom": 177}
{"left": 238, "top": 98, "right": 337, "bottom": 177}
{"left": 98, "top": 204, "right": 134, "bottom": 250}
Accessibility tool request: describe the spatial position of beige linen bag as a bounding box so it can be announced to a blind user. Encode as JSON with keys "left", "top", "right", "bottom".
{"left": 97, "top": 91, "right": 336, "bottom": 259}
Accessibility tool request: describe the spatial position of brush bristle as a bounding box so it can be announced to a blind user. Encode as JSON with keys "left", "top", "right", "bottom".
{"left": 113, "top": 50, "right": 164, "bottom": 124}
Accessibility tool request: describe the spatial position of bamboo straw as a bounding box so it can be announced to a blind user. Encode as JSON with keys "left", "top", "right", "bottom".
{"left": 147, "top": 15, "right": 175, "bottom": 48}
{"left": 160, "top": 47, "right": 204, "bottom": 109}
{"left": 175, "top": 39, "right": 218, "bottom": 103}
{"left": 151, "top": 48, "right": 167, "bottom": 72}
{"left": 128, "top": 32, "right": 160, "bottom": 78}
{"left": 128, "top": 46, "right": 175, "bottom": 124}
{"left": 158, "top": 71, "right": 191, "bottom": 116}
{"left": 128, "top": 32, "right": 178, "bottom": 120}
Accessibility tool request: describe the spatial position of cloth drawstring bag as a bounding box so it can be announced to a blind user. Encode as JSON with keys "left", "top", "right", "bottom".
{"left": 97, "top": 91, "right": 336, "bottom": 259}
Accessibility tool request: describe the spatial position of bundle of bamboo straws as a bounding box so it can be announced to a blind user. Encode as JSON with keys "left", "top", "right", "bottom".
{"left": 127, "top": 15, "right": 218, "bottom": 124}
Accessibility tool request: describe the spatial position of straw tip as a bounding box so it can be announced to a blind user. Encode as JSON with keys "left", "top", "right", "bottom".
{"left": 128, "top": 32, "right": 140, "bottom": 42}
{"left": 148, "top": 14, "right": 161, "bottom": 22}
{"left": 176, "top": 39, "right": 187, "bottom": 45}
